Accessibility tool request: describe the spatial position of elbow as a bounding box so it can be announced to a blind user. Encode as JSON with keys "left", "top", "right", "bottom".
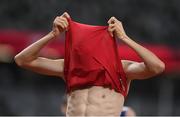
{"left": 14, "top": 55, "right": 25, "bottom": 67}
{"left": 151, "top": 62, "right": 165, "bottom": 75}
{"left": 157, "top": 62, "right": 165, "bottom": 74}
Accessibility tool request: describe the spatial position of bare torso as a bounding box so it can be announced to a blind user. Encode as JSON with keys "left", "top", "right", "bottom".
{"left": 66, "top": 82, "right": 130, "bottom": 116}
{"left": 67, "top": 86, "right": 124, "bottom": 116}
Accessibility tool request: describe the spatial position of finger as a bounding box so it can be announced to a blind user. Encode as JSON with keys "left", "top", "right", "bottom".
{"left": 112, "top": 17, "right": 118, "bottom": 21}
{"left": 60, "top": 20, "right": 68, "bottom": 28}
{"left": 58, "top": 17, "right": 68, "bottom": 27}
{"left": 56, "top": 17, "right": 68, "bottom": 28}
{"left": 108, "top": 17, "right": 114, "bottom": 23}
{"left": 109, "top": 32, "right": 113, "bottom": 37}
{"left": 108, "top": 26, "right": 116, "bottom": 37}
{"left": 57, "top": 20, "right": 67, "bottom": 29}
{"left": 108, "top": 27, "right": 116, "bottom": 37}
{"left": 109, "top": 17, "right": 121, "bottom": 25}
{"left": 108, "top": 27, "right": 116, "bottom": 32}
{"left": 107, "top": 17, "right": 113, "bottom": 24}
{"left": 62, "top": 12, "right": 70, "bottom": 19}
{"left": 55, "top": 20, "right": 65, "bottom": 29}
{"left": 108, "top": 16, "right": 116, "bottom": 24}
{"left": 108, "top": 23, "right": 115, "bottom": 28}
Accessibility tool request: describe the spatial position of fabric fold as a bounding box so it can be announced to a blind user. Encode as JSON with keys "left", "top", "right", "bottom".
{"left": 64, "top": 19, "right": 128, "bottom": 97}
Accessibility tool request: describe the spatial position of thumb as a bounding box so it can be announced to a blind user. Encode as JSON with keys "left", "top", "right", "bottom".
{"left": 108, "top": 30, "right": 114, "bottom": 37}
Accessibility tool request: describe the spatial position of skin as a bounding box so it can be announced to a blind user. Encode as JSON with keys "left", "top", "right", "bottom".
{"left": 14, "top": 12, "right": 165, "bottom": 116}
{"left": 125, "top": 107, "right": 136, "bottom": 116}
{"left": 121, "top": 106, "right": 136, "bottom": 116}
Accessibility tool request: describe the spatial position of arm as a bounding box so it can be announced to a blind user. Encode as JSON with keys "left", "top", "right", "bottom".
{"left": 108, "top": 17, "right": 165, "bottom": 80}
{"left": 14, "top": 12, "right": 70, "bottom": 78}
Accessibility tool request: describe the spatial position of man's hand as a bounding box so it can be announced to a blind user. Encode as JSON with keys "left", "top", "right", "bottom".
{"left": 108, "top": 17, "right": 127, "bottom": 39}
{"left": 52, "top": 12, "right": 70, "bottom": 38}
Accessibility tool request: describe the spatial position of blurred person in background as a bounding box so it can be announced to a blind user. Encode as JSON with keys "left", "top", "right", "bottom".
{"left": 14, "top": 12, "right": 165, "bottom": 116}
{"left": 120, "top": 106, "right": 136, "bottom": 116}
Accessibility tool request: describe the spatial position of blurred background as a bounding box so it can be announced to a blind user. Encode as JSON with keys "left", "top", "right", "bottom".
{"left": 0, "top": 0, "right": 180, "bottom": 115}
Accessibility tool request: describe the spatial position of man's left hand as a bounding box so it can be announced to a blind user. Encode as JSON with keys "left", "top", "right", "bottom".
{"left": 108, "top": 17, "right": 127, "bottom": 39}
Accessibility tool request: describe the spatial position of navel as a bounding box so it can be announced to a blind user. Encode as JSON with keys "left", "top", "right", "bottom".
{"left": 102, "top": 94, "right": 106, "bottom": 98}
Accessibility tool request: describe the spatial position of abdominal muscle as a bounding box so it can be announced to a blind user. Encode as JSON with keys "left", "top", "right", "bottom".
{"left": 66, "top": 86, "right": 125, "bottom": 116}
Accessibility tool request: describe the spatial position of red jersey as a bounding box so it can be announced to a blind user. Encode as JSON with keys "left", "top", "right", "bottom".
{"left": 64, "top": 19, "right": 128, "bottom": 97}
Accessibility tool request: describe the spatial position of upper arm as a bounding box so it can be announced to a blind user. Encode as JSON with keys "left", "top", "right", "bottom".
{"left": 17, "top": 57, "right": 64, "bottom": 79}
{"left": 121, "top": 60, "right": 159, "bottom": 80}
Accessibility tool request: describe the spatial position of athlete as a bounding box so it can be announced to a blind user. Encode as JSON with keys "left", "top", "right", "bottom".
{"left": 14, "top": 12, "right": 165, "bottom": 116}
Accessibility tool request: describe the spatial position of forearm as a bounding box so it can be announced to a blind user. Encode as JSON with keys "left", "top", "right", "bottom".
{"left": 15, "top": 31, "right": 56, "bottom": 63}
{"left": 120, "top": 36, "right": 165, "bottom": 73}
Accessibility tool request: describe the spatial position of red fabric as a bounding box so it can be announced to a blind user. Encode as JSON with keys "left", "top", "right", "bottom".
{"left": 64, "top": 19, "right": 128, "bottom": 96}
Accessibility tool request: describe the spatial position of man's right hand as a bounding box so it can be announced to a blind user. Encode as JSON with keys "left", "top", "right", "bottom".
{"left": 52, "top": 12, "right": 70, "bottom": 38}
